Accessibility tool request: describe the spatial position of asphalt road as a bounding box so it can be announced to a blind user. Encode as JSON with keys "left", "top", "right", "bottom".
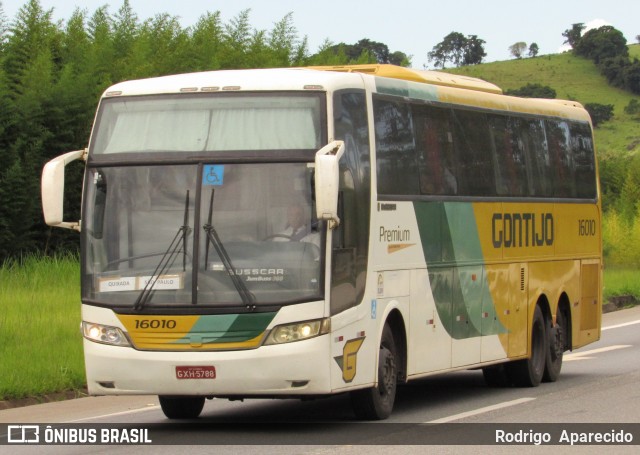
{"left": 2, "top": 306, "right": 639, "bottom": 454}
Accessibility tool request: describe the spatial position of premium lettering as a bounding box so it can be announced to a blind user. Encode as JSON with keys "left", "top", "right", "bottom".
{"left": 379, "top": 226, "right": 411, "bottom": 242}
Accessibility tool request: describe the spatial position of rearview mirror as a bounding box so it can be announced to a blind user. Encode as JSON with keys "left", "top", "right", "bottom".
{"left": 41, "top": 149, "right": 87, "bottom": 231}
{"left": 314, "top": 141, "right": 344, "bottom": 229}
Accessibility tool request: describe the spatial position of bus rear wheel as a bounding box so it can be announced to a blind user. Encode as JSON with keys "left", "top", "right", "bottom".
{"left": 506, "top": 305, "right": 547, "bottom": 387}
{"left": 543, "top": 309, "right": 565, "bottom": 382}
{"left": 159, "top": 396, "right": 205, "bottom": 419}
{"left": 350, "top": 325, "right": 397, "bottom": 420}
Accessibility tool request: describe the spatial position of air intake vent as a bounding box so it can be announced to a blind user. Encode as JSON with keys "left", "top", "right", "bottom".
{"left": 520, "top": 268, "right": 525, "bottom": 291}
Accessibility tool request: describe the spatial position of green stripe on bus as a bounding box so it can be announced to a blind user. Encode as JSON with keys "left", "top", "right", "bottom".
{"left": 414, "top": 201, "right": 506, "bottom": 339}
{"left": 171, "top": 312, "right": 277, "bottom": 345}
{"left": 375, "top": 77, "right": 439, "bottom": 102}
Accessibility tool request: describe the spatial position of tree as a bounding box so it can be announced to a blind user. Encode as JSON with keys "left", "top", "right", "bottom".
{"left": 528, "top": 42, "right": 539, "bottom": 57}
{"left": 562, "top": 23, "right": 585, "bottom": 49}
{"left": 268, "top": 12, "right": 305, "bottom": 67}
{"left": 509, "top": 42, "right": 527, "bottom": 59}
{"left": 584, "top": 103, "right": 614, "bottom": 127}
{"left": 574, "top": 25, "right": 628, "bottom": 64}
{"left": 428, "top": 32, "right": 485, "bottom": 68}
{"left": 599, "top": 56, "right": 630, "bottom": 87}
{"left": 624, "top": 99, "right": 640, "bottom": 116}
{"left": 505, "top": 83, "right": 556, "bottom": 99}
{"left": 428, "top": 32, "right": 466, "bottom": 68}
{"left": 623, "top": 60, "right": 640, "bottom": 95}
{"left": 188, "top": 11, "right": 224, "bottom": 71}
{"left": 618, "top": 156, "right": 640, "bottom": 222}
{"left": 222, "top": 9, "right": 253, "bottom": 68}
{"left": 320, "top": 38, "right": 411, "bottom": 66}
{"left": 462, "top": 35, "right": 486, "bottom": 65}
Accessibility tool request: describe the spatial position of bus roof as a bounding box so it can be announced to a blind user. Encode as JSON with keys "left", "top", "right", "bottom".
{"left": 308, "top": 64, "right": 503, "bottom": 95}
{"left": 100, "top": 65, "right": 590, "bottom": 124}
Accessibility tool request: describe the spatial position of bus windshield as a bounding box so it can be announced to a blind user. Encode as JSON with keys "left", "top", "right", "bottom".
{"left": 91, "top": 93, "right": 323, "bottom": 154}
{"left": 82, "top": 163, "right": 323, "bottom": 309}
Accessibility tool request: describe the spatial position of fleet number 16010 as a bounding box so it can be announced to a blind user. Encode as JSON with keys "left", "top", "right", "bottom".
{"left": 578, "top": 219, "right": 596, "bottom": 236}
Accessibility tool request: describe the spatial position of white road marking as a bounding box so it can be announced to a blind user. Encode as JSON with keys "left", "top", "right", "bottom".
{"left": 602, "top": 319, "right": 640, "bottom": 331}
{"left": 65, "top": 404, "right": 160, "bottom": 423}
{"left": 425, "top": 397, "right": 536, "bottom": 424}
{"left": 564, "top": 344, "right": 632, "bottom": 362}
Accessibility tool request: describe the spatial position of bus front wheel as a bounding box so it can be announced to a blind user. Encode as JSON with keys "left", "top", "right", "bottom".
{"left": 158, "top": 396, "right": 205, "bottom": 419}
{"left": 350, "top": 325, "right": 397, "bottom": 420}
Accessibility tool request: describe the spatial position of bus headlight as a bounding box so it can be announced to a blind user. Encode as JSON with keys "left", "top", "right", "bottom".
{"left": 82, "top": 321, "right": 131, "bottom": 347}
{"left": 264, "top": 318, "right": 330, "bottom": 345}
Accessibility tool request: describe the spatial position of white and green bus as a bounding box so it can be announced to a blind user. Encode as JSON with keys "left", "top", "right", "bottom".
{"left": 42, "top": 64, "right": 602, "bottom": 420}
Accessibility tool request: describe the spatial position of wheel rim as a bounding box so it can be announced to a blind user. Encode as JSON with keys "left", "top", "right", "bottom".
{"left": 378, "top": 346, "right": 396, "bottom": 397}
{"left": 550, "top": 323, "right": 564, "bottom": 361}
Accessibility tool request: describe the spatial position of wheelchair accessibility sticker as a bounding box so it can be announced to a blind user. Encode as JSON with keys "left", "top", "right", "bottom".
{"left": 203, "top": 165, "right": 225, "bottom": 186}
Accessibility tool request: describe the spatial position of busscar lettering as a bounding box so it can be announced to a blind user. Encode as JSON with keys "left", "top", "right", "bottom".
{"left": 492, "top": 213, "right": 554, "bottom": 248}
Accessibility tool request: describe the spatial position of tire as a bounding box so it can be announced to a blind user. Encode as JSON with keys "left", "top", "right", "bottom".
{"left": 543, "top": 308, "right": 565, "bottom": 382}
{"left": 159, "top": 396, "right": 205, "bottom": 419}
{"left": 506, "top": 305, "right": 547, "bottom": 387}
{"left": 350, "top": 325, "right": 397, "bottom": 420}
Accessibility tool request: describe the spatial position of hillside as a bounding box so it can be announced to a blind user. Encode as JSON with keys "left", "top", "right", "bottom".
{"left": 446, "top": 44, "right": 640, "bottom": 158}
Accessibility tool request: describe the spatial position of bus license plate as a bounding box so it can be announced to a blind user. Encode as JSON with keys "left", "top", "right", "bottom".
{"left": 175, "top": 366, "right": 216, "bottom": 379}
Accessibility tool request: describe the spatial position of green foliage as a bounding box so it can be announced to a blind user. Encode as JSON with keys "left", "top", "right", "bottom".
{"left": 428, "top": 32, "right": 486, "bottom": 68}
{"left": 504, "top": 83, "right": 556, "bottom": 98}
{"left": 603, "top": 209, "right": 640, "bottom": 267}
{"left": 584, "top": 102, "right": 614, "bottom": 126}
{"left": 574, "top": 26, "right": 628, "bottom": 64}
{"left": 562, "top": 23, "right": 585, "bottom": 49}
{"left": 624, "top": 99, "right": 640, "bottom": 115}
{"left": 326, "top": 38, "right": 411, "bottom": 66}
{"left": 509, "top": 42, "right": 527, "bottom": 59}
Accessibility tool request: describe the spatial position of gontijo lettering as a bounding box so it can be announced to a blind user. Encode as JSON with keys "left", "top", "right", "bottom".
{"left": 492, "top": 212, "right": 554, "bottom": 248}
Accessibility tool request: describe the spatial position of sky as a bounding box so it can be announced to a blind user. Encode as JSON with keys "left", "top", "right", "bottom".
{"left": 1, "top": 0, "right": 638, "bottom": 68}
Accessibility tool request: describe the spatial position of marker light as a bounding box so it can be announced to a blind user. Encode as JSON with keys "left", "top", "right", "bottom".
{"left": 264, "top": 318, "right": 330, "bottom": 345}
{"left": 82, "top": 322, "right": 130, "bottom": 347}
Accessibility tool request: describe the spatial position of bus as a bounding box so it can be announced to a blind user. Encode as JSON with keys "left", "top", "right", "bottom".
{"left": 41, "top": 64, "right": 602, "bottom": 420}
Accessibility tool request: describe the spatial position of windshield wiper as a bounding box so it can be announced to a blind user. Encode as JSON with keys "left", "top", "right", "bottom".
{"left": 203, "top": 189, "right": 256, "bottom": 308}
{"left": 133, "top": 191, "right": 191, "bottom": 311}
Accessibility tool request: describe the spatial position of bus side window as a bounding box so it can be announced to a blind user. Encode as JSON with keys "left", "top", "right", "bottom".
{"left": 451, "top": 110, "right": 496, "bottom": 197}
{"left": 373, "top": 97, "right": 419, "bottom": 195}
{"left": 524, "top": 119, "right": 553, "bottom": 197}
{"left": 570, "top": 122, "right": 596, "bottom": 199}
{"left": 488, "top": 114, "right": 527, "bottom": 197}
{"left": 415, "top": 105, "right": 457, "bottom": 196}
{"left": 546, "top": 120, "right": 576, "bottom": 198}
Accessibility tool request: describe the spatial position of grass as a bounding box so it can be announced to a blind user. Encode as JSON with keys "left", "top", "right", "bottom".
{"left": 603, "top": 267, "right": 640, "bottom": 301}
{"left": 0, "top": 255, "right": 84, "bottom": 400}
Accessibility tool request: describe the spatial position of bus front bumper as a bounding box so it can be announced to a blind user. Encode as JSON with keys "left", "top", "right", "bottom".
{"left": 84, "top": 335, "right": 332, "bottom": 397}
